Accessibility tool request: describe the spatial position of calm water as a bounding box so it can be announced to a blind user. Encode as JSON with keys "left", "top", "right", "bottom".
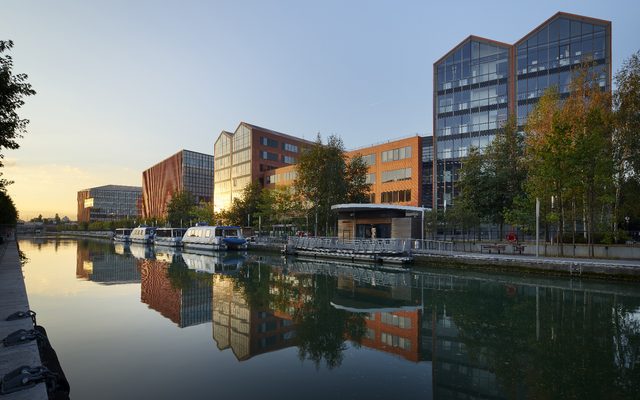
{"left": 19, "top": 238, "right": 640, "bottom": 399}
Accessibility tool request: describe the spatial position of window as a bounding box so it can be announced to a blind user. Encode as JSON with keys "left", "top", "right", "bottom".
{"left": 381, "top": 190, "right": 411, "bottom": 203}
{"left": 231, "top": 162, "right": 251, "bottom": 177}
{"left": 381, "top": 168, "right": 411, "bottom": 183}
{"left": 381, "top": 146, "right": 412, "bottom": 162}
{"left": 282, "top": 155, "right": 296, "bottom": 164}
{"left": 233, "top": 149, "right": 251, "bottom": 164}
{"left": 215, "top": 156, "right": 230, "bottom": 169}
{"left": 260, "top": 151, "right": 279, "bottom": 161}
{"left": 362, "top": 154, "right": 376, "bottom": 166}
{"left": 365, "top": 173, "right": 376, "bottom": 184}
{"left": 283, "top": 143, "right": 298, "bottom": 153}
{"left": 261, "top": 137, "right": 278, "bottom": 148}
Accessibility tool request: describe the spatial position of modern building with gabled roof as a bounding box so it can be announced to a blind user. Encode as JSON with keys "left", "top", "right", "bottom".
{"left": 213, "top": 122, "right": 315, "bottom": 212}
{"left": 433, "top": 11, "right": 611, "bottom": 210}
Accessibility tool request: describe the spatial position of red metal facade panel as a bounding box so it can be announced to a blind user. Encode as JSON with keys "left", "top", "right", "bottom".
{"left": 142, "top": 152, "right": 184, "bottom": 219}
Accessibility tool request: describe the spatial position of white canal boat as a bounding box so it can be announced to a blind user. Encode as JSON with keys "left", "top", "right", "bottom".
{"left": 113, "top": 228, "right": 132, "bottom": 243}
{"left": 130, "top": 226, "right": 157, "bottom": 244}
{"left": 181, "top": 225, "right": 247, "bottom": 251}
{"left": 154, "top": 228, "right": 187, "bottom": 247}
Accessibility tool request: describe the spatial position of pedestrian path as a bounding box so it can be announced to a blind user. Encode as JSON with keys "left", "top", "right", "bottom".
{"left": 0, "top": 240, "right": 47, "bottom": 399}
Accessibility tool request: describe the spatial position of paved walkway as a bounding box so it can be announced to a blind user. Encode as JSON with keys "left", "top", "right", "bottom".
{"left": 415, "top": 248, "right": 640, "bottom": 279}
{"left": 0, "top": 240, "right": 47, "bottom": 399}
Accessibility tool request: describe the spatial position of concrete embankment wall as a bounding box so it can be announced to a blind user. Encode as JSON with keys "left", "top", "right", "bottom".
{"left": 0, "top": 240, "right": 48, "bottom": 399}
{"left": 415, "top": 253, "right": 640, "bottom": 281}
{"left": 452, "top": 241, "right": 640, "bottom": 260}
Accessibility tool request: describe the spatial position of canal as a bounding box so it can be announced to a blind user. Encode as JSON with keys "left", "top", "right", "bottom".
{"left": 19, "top": 238, "right": 640, "bottom": 399}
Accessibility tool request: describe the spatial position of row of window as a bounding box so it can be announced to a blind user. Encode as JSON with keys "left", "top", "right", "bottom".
{"left": 381, "top": 168, "right": 411, "bottom": 183}
{"left": 261, "top": 136, "right": 300, "bottom": 153}
{"left": 381, "top": 146, "right": 412, "bottom": 162}
{"left": 381, "top": 190, "right": 411, "bottom": 203}
{"left": 437, "top": 109, "right": 508, "bottom": 137}
{"left": 437, "top": 135, "right": 494, "bottom": 159}
{"left": 266, "top": 170, "right": 298, "bottom": 185}
{"left": 381, "top": 332, "right": 412, "bottom": 350}
{"left": 380, "top": 312, "right": 412, "bottom": 329}
{"left": 438, "top": 84, "right": 508, "bottom": 114}
{"left": 519, "top": 43, "right": 605, "bottom": 71}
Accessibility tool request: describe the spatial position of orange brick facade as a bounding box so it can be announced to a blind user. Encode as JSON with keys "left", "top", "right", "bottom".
{"left": 347, "top": 136, "right": 423, "bottom": 207}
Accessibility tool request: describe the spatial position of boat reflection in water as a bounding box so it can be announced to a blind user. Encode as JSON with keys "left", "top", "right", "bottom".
{"left": 181, "top": 251, "right": 246, "bottom": 274}
{"left": 129, "top": 243, "right": 155, "bottom": 260}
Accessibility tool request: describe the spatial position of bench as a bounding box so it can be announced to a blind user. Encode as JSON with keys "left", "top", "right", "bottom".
{"left": 480, "top": 244, "right": 506, "bottom": 254}
{"left": 512, "top": 244, "right": 526, "bottom": 254}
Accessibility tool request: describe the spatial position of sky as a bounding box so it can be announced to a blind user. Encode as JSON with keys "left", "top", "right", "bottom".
{"left": 2, "top": 0, "right": 639, "bottom": 220}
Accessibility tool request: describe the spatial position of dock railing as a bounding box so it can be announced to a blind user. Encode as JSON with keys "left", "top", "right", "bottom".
{"left": 287, "top": 236, "right": 454, "bottom": 255}
{"left": 410, "top": 239, "right": 455, "bottom": 255}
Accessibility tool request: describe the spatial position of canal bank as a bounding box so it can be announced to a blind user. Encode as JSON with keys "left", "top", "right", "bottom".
{"left": 414, "top": 251, "right": 640, "bottom": 281}
{"left": 0, "top": 240, "right": 47, "bottom": 399}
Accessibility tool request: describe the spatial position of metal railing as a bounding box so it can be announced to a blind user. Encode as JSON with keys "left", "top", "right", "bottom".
{"left": 410, "top": 239, "right": 455, "bottom": 254}
{"left": 287, "top": 236, "right": 456, "bottom": 255}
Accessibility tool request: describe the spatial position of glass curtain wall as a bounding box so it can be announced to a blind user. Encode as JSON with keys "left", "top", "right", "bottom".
{"left": 182, "top": 150, "right": 214, "bottom": 204}
{"left": 516, "top": 16, "right": 610, "bottom": 125}
{"left": 230, "top": 124, "right": 252, "bottom": 203}
{"left": 434, "top": 39, "right": 510, "bottom": 208}
{"left": 213, "top": 133, "right": 233, "bottom": 212}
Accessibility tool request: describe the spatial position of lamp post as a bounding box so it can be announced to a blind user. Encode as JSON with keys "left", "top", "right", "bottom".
{"left": 535, "top": 198, "right": 540, "bottom": 257}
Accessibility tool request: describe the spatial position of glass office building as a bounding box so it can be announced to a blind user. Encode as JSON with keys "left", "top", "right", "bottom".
{"left": 77, "top": 185, "right": 142, "bottom": 222}
{"left": 142, "top": 149, "right": 214, "bottom": 219}
{"left": 515, "top": 15, "right": 611, "bottom": 125}
{"left": 432, "top": 12, "right": 611, "bottom": 209}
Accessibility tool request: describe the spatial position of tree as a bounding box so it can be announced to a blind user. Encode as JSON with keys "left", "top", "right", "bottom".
{"left": 458, "top": 117, "right": 526, "bottom": 239}
{"left": 192, "top": 201, "right": 216, "bottom": 226}
{"left": 295, "top": 134, "right": 370, "bottom": 236}
{"left": 345, "top": 154, "right": 371, "bottom": 203}
{"left": 219, "top": 181, "right": 262, "bottom": 227}
{"left": 0, "top": 190, "right": 17, "bottom": 224}
{"left": 525, "top": 67, "right": 614, "bottom": 254}
{"left": 166, "top": 190, "right": 195, "bottom": 227}
{"left": 0, "top": 40, "right": 35, "bottom": 188}
{"left": 613, "top": 51, "right": 640, "bottom": 238}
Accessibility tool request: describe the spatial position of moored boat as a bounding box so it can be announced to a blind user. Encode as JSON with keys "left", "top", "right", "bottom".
{"left": 154, "top": 227, "right": 187, "bottom": 247}
{"left": 113, "top": 228, "right": 132, "bottom": 242}
{"left": 130, "top": 226, "right": 156, "bottom": 244}
{"left": 181, "top": 225, "right": 247, "bottom": 251}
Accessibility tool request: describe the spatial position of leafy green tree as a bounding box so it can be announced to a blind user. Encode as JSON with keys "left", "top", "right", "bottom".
{"left": 0, "top": 40, "right": 35, "bottom": 193}
{"left": 613, "top": 51, "right": 640, "bottom": 237}
{"left": 458, "top": 117, "right": 525, "bottom": 239}
{"left": 192, "top": 201, "right": 216, "bottom": 225}
{"left": 219, "top": 181, "right": 262, "bottom": 226}
{"left": 166, "top": 190, "right": 195, "bottom": 227}
{"left": 295, "top": 134, "right": 370, "bottom": 236}
{"left": 345, "top": 154, "right": 371, "bottom": 203}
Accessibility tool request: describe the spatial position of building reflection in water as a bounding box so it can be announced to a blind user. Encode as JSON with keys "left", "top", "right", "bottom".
{"left": 139, "top": 255, "right": 213, "bottom": 328}
{"left": 74, "top": 244, "right": 640, "bottom": 399}
{"left": 76, "top": 240, "right": 140, "bottom": 284}
{"left": 212, "top": 274, "right": 297, "bottom": 361}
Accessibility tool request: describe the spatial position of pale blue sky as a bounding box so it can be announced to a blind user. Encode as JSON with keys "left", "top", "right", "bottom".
{"left": 2, "top": 0, "right": 638, "bottom": 218}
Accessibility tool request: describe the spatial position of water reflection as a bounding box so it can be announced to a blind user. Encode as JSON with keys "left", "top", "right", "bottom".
{"left": 76, "top": 240, "right": 139, "bottom": 284}
{"left": 70, "top": 239, "right": 640, "bottom": 399}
